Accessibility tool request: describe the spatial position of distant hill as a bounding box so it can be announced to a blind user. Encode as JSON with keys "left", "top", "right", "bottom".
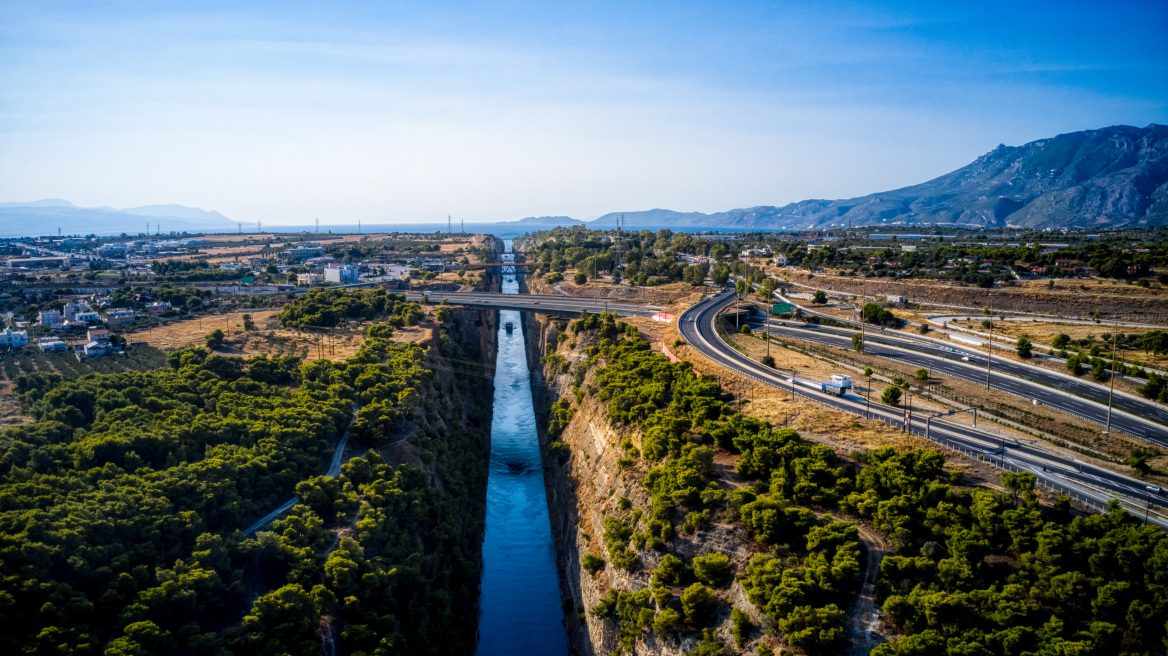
{"left": 513, "top": 215, "right": 584, "bottom": 225}
{"left": 0, "top": 198, "right": 76, "bottom": 209}
{"left": 0, "top": 200, "right": 236, "bottom": 237}
{"left": 591, "top": 124, "right": 1168, "bottom": 230}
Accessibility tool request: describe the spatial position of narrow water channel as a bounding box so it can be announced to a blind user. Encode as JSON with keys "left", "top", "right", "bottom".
{"left": 476, "top": 243, "right": 569, "bottom": 656}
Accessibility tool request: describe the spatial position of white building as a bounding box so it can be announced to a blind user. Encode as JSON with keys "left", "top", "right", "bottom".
{"left": 324, "top": 264, "right": 359, "bottom": 284}
{"left": 38, "top": 337, "right": 68, "bottom": 352}
{"left": 63, "top": 301, "right": 93, "bottom": 321}
{"left": 38, "top": 310, "right": 63, "bottom": 326}
{"left": 83, "top": 341, "right": 114, "bottom": 357}
{"left": 297, "top": 272, "right": 325, "bottom": 286}
{"left": 0, "top": 327, "right": 29, "bottom": 349}
{"left": 104, "top": 309, "right": 138, "bottom": 325}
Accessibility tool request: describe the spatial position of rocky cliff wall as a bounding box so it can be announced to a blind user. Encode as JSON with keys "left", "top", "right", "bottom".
{"left": 528, "top": 319, "right": 766, "bottom": 656}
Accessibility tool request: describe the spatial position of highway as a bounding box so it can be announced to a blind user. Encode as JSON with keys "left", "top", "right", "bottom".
{"left": 679, "top": 286, "right": 1168, "bottom": 527}
{"left": 744, "top": 318, "right": 1168, "bottom": 446}
{"left": 403, "top": 290, "right": 665, "bottom": 317}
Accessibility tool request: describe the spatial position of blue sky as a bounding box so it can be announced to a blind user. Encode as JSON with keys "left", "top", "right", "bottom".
{"left": 1, "top": 0, "right": 1165, "bottom": 224}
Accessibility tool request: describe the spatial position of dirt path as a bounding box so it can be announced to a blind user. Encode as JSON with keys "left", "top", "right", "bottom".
{"left": 849, "top": 521, "right": 889, "bottom": 655}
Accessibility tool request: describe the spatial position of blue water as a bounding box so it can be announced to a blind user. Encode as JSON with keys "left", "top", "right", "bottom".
{"left": 476, "top": 243, "right": 569, "bottom": 656}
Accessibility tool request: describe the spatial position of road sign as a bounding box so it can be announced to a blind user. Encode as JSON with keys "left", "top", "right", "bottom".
{"left": 772, "top": 303, "right": 794, "bottom": 315}
{"left": 241, "top": 276, "right": 255, "bottom": 284}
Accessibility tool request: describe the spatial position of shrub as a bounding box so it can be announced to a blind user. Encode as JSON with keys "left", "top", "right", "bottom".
{"left": 692, "top": 552, "right": 731, "bottom": 587}
{"left": 574, "top": 271, "right": 588, "bottom": 285}
{"left": 205, "top": 329, "right": 225, "bottom": 349}
{"left": 762, "top": 355, "right": 775, "bottom": 368}
{"left": 731, "top": 608, "right": 752, "bottom": 648}
{"left": 1016, "top": 336, "right": 1033, "bottom": 358}
{"left": 881, "top": 386, "right": 902, "bottom": 406}
{"left": 914, "top": 368, "right": 928, "bottom": 381}
{"left": 582, "top": 554, "right": 605, "bottom": 576}
{"left": 681, "top": 583, "right": 716, "bottom": 626}
{"left": 546, "top": 271, "right": 564, "bottom": 284}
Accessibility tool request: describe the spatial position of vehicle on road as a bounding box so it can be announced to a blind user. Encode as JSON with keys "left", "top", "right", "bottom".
{"left": 1149, "top": 485, "right": 1164, "bottom": 495}
{"left": 821, "top": 380, "right": 848, "bottom": 397}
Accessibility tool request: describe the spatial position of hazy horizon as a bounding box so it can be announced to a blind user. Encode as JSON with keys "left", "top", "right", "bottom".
{"left": 2, "top": 1, "right": 1166, "bottom": 226}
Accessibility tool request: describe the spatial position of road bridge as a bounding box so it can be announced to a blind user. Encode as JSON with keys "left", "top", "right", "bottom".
{"left": 403, "top": 290, "right": 664, "bottom": 317}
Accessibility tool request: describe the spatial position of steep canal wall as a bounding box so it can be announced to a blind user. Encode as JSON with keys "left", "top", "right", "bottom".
{"left": 476, "top": 246, "right": 570, "bottom": 655}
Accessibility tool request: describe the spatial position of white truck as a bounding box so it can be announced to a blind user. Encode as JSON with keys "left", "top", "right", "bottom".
{"left": 820, "top": 375, "right": 853, "bottom": 396}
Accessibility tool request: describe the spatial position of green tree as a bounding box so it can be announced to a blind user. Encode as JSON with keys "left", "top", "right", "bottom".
{"left": 242, "top": 313, "right": 257, "bottom": 331}
{"left": 813, "top": 290, "right": 827, "bottom": 304}
{"left": 205, "top": 329, "right": 225, "bottom": 349}
{"left": 681, "top": 583, "right": 717, "bottom": 626}
{"left": 881, "top": 386, "right": 902, "bottom": 406}
{"left": 692, "top": 552, "right": 731, "bottom": 587}
{"left": 914, "top": 368, "right": 929, "bottom": 381}
{"left": 852, "top": 333, "right": 864, "bottom": 354}
{"left": 1016, "top": 336, "right": 1033, "bottom": 358}
{"left": 574, "top": 271, "right": 588, "bottom": 285}
{"left": 731, "top": 607, "right": 752, "bottom": 648}
{"left": 582, "top": 554, "right": 605, "bottom": 576}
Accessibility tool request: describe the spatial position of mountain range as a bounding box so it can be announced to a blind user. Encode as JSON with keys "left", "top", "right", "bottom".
{"left": 589, "top": 123, "right": 1168, "bottom": 230}
{"left": 5, "top": 124, "right": 1164, "bottom": 237}
{"left": 0, "top": 200, "right": 235, "bottom": 237}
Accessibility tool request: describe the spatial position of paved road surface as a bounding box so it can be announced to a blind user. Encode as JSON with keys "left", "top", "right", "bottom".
{"left": 404, "top": 290, "right": 664, "bottom": 317}
{"left": 747, "top": 318, "right": 1168, "bottom": 446}
{"left": 680, "top": 287, "right": 1168, "bottom": 527}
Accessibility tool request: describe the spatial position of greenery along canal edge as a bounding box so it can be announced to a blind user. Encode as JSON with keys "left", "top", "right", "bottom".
{"left": 549, "top": 312, "right": 1167, "bottom": 656}
{"left": 0, "top": 292, "right": 492, "bottom": 656}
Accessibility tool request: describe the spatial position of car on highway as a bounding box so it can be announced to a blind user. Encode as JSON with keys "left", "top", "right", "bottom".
{"left": 1148, "top": 485, "right": 1164, "bottom": 495}
{"left": 961, "top": 356, "right": 970, "bottom": 362}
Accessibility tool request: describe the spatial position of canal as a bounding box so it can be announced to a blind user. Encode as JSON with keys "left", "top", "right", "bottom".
{"left": 476, "top": 244, "right": 569, "bottom": 655}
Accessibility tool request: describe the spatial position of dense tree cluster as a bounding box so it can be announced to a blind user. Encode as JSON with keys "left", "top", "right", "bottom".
{"left": 527, "top": 227, "right": 732, "bottom": 287}
{"left": 563, "top": 314, "right": 1168, "bottom": 655}
{"left": 152, "top": 259, "right": 243, "bottom": 282}
{"left": 279, "top": 289, "right": 423, "bottom": 329}
{"left": 0, "top": 305, "right": 491, "bottom": 656}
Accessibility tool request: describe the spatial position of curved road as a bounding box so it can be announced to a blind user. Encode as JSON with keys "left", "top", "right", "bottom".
{"left": 680, "top": 287, "right": 1168, "bottom": 526}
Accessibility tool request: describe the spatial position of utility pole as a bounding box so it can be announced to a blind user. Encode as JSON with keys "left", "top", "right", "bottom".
{"left": 985, "top": 295, "right": 994, "bottom": 390}
{"left": 866, "top": 372, "right": 872, "bottom": 418}
{"left": 448, "top": 214, "right": 452, "bottom": 234}
{"left": 316, "top": 218, "right": 319, "bottom": 234}
{"left": 1105, "top": 315, "right": 1119, "bottom": 433}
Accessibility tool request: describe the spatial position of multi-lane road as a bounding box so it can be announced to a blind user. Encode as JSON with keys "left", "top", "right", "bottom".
{"left": 679, "top": 287, "right": 1168, "bottom": 525}
{"left": 746, "top": 318, "right": 1168, "bottom": 447}
{"left": 428, "top": 282, "right": 1168, "bottom": 523}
